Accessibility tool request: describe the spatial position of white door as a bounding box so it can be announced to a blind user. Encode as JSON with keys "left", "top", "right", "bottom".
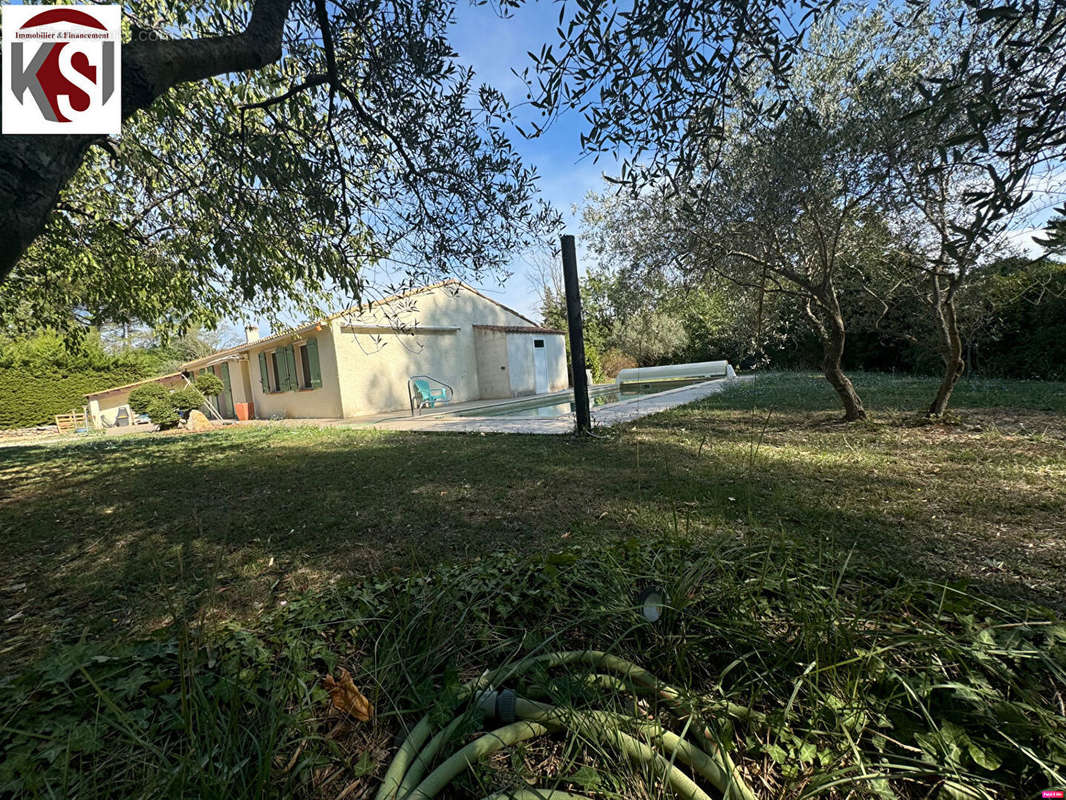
{"left": 533, "top": 339, "right": 549, "bottom": 394}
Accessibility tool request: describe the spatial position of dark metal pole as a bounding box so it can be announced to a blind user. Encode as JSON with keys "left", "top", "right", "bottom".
{"left": 560, "top": 234, "right": 591, "bottom": 433}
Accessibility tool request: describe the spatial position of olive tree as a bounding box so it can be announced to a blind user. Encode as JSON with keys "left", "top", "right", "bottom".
{"left": 0, "top": 0, "right": 556, "bottom": 335}
{"left": 529, "top": 0, "right": 1066, "bottom": 227}
{"left": 883, "top": 6, "right": 1066, "bottom": 416}
{"left": 581, "top": 12, "right": 914, "bottom": 420}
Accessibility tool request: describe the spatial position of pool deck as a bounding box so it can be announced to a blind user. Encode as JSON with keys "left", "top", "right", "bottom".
{"left": 340, "top": 376, "right": 744, "bottom": 434}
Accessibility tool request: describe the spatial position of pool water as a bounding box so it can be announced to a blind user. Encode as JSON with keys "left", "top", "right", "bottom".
{"left": 457, "top": 379, "right": 702, "bottom": 418}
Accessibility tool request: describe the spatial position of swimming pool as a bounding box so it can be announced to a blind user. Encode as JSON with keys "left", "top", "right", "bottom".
{"left": 456, "top": 379, "right": 704, "bottom": 418}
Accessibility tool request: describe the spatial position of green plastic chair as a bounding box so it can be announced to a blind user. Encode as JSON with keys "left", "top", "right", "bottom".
{"left": 413, "top": 379, "right": 448, "bottom": 407}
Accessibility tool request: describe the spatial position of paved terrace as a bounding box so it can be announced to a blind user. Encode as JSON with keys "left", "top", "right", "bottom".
{"left": 336, "top": 376, "right": 744, "bottom": 434}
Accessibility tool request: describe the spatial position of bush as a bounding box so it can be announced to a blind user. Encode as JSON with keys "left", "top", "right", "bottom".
{"left": 128, "top": 383, "right": 170, "bottom": 414}
{"left": 583, "top": 344, "right": 605, "bottom": 384}
{"left": 170, "top": 386, "right": 205, "bottom": 413}
{"left": 193, "top": 372, "right": 224, "bottom": 398}
{"left": 601, "top": 348, "right": 638, "bottom": 379}
{"left": 144, "top": 397, "right": 179, "bottom": 428}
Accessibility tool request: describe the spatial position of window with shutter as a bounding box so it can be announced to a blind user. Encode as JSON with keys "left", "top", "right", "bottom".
{"left": 296, "top": 344, "right": 312, "bottom": 389}
{"left": 269, "top": 351, "right": 281, "bottom": 391}
{"left": 219, "top": 363, "right": 234, "bottom": 417}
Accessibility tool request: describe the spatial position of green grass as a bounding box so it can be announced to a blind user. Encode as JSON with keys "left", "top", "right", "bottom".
{"left": 720, "top": 370, "right": 1066, "bottom": 414}
{"left": 1, "top": 371, "right": 1064, "bottom": 798}
{"left": 2, "top": 371, "right": 1062, "bottom": 655}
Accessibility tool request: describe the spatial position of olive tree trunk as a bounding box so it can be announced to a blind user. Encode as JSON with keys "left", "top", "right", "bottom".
{"left": 821, "top": 306, "right": 866, "bottom": 421}
{"left": 804, "top": 291, "right": 866, "bottom": 422}
{"left": 928, "top": 291, "right": 965, "bottom": 418}
{"left": 0, "top": 0, "right": 293, "bottom": 285}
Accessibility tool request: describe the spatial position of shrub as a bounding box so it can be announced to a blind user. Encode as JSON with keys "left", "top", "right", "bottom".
{"left": 193, "top": 373, "right": 224, "bottom": 398}
{"left": 170, "top": 386, "right": 205, "bottom": 413}
{"left": 601, "top": 348, "right": 638, "bottom": 379}
{"left": 128, "top": 382, "right": 170, "bottom": 414}
{"left": 583, "top": 344, "right": 605, "bottom": 384}
{"left": 144, "top": 397, "right": 179, "bottom": 428}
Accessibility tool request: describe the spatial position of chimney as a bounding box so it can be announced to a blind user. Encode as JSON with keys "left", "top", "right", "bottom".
{"left": 244, "top": 324, "right": 260, "bottom": 343}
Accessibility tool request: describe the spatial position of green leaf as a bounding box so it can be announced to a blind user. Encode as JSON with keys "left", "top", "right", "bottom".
{"left": 967, "top": 742, "right": 1002, "bottom": 771}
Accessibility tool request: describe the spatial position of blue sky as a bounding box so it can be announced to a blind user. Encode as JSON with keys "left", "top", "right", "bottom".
{"left": 444, "top": 0, "right": 617, "bottom": 320}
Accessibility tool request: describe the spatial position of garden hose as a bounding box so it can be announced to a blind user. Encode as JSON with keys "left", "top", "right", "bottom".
{"left": 503, "top": 651, "right": 755, "bottom": 799}
{"left": 486, "top": 694, "right": 748, "bottom": 800}
{"left": 376, "top": 716, "right": 434, "bottom": 800}
{"left": 529, "top": 672, "right": 764, "bottom": 728}
{"left": 477, "top": 694, "right": 719, "bottom": 800}
{"left": 479, "top": 792, "right": 593, "bottom": 800}
{"left": 377, "top": 670, "right": 498, "bottom": 800}
{"left": 394, "top": 714, "right": 469, "bottom": 799}
{"left": 404, "top": 711, "right": 715, "bottom": 800}
{"left": 375, "top": 651, "right": 758, "bottom": 800}
{"left": 404, "top": 721, "right": 551, "bottom": 800}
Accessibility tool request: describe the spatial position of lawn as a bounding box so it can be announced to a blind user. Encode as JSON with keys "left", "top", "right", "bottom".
{"left": 1, "top": 371, "right": 1064, "bottom": 798}
{"left": 2, "top": 371, "right": 1063, "bottom": 655}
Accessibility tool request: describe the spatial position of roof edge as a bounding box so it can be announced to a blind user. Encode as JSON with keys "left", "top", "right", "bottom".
{"left": 472, "top": 324, "right": 566, "bottom": 335}
{"left": 85, "top": 372, "right": 185, "bottom": 399}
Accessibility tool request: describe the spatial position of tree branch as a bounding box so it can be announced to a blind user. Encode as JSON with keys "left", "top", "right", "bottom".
{"left": 1, "top": 0, "right": 296, "bottom": 285}
{"left": 122, "top": 0, "right": 294, "bottom": 116}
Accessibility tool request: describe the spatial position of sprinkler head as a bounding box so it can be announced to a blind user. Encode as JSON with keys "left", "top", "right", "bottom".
{"left": 636, "top": 586, "right": 667, "bottom": 623}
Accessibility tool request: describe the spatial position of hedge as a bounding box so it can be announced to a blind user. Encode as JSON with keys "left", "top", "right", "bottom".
{"left": 0, "top": 367, "right": 152, "bottom": 429}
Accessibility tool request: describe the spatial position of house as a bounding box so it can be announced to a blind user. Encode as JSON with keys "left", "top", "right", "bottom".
{"left": 85, "top": 280, "right": 569, "bottom": 426}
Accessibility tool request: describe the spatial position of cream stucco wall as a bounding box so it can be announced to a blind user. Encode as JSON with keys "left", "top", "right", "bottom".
{"left": 246, "top": 325, "right": 345, "bottom": 419}
{"left": 506, "top": 334, "right": 535, "bottom": 396}
{"left": 213, "top": 359, "right": 251, "bottom": 417}
{"left": 474, "top": 329, "right": 511, "bottom": 399}
{"left": 541, "top": 334, "right": 569, "bottom": 392}
{"left": 225, "top": 358, "right": 251, "bottom": 405}
{"left": 331, "top": 284, "right": 546, "bottom": 416}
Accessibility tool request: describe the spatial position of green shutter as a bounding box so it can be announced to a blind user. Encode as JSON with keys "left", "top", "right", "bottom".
{"left": 257, "top": 352, "right": 269, "bottom": 392}
{"left": 282, "top": 345, "right": 297, "bottom": 392}
{"left": 276, "top": 349, "right": 287, "bottom": 392}
{"left": 306, "top": 337, "right": 322, "bottom": 389}
{"left": 220, "top": 362, "right": 231, "bottom": 392}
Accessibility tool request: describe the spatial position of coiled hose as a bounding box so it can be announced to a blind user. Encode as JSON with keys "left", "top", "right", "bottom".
{"left": 374, "top": 650, "right": 758, "bottom": 800}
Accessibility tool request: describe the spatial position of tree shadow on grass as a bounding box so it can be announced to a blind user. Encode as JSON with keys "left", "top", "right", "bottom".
{"left": 0, "top": 411, "right": 1062, "bottom": 664}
